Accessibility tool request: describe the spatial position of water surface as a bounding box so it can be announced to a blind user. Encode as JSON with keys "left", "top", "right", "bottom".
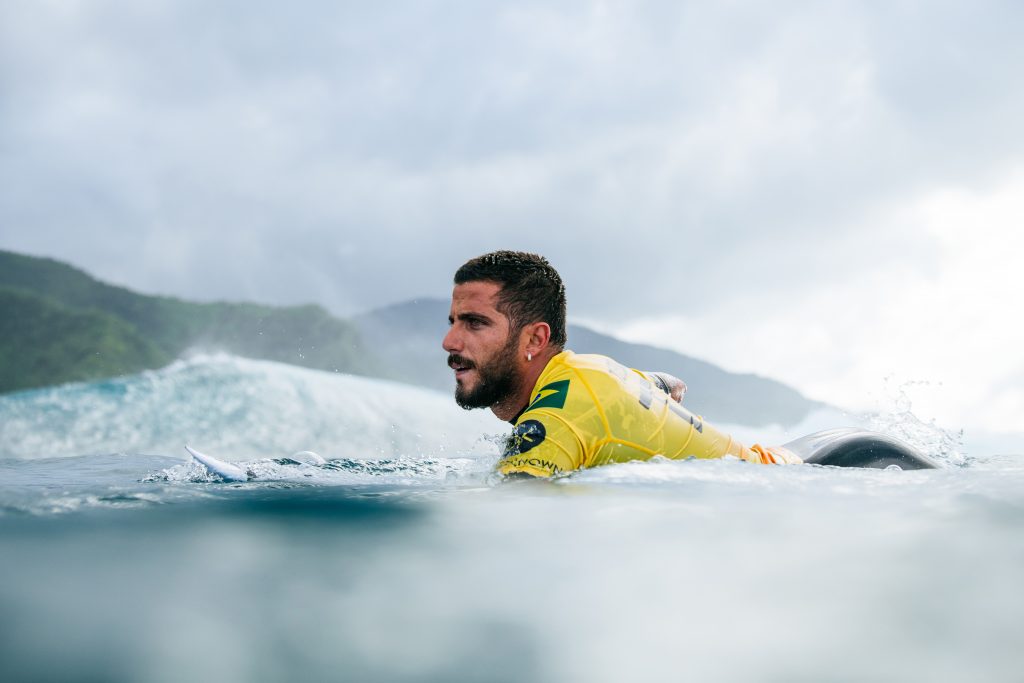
{"left": 2, "top": 356, "right": 1021, "bottom": 682}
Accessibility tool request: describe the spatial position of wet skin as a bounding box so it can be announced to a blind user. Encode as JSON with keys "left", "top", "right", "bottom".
{"left": 443, "top": 281, "right": 511, "bottom": 395}
{"left": 442, "top": 281, "right": 554, "bottom": 422}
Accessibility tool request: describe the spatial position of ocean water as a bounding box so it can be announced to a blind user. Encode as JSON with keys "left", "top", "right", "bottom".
{"left": 1, "top": 356, "right": 1022, "bottom": 682}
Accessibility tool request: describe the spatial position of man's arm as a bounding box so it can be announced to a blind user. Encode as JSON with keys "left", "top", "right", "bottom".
{"left": 496, "top": 414, "right": 583, "bottom": 478}
{"left": 644, "top": 371, "right": 687, "bottom": 403}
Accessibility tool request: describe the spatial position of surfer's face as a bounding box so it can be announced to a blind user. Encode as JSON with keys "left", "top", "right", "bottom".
{"left": 444, "top": 281, "right": 524, "bottom": 410}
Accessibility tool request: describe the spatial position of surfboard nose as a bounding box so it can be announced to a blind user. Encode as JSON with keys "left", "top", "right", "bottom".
{"left": 185, "top": 445, "right": 250, "bottom": 481}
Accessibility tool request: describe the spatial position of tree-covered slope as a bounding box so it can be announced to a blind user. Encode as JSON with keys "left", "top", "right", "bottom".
{"left": 0, "top": 250, "right": 378, "bottom": 393}
{"left": 0, "top": 287, "right": 169, "bottom": 392}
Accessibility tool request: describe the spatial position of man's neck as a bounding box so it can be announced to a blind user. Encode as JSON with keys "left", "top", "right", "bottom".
{"left": 490, "top": 348, "right": 561, "bottom": 423}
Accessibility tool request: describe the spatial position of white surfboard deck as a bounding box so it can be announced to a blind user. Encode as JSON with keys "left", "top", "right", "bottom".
{"left": 185, "top": 445, "right": 249, "bottom": 482}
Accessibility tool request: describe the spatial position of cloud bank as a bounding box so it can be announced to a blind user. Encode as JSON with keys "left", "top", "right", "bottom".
{"left": 1, "top": 1, "right": 1021, "bottom": 439}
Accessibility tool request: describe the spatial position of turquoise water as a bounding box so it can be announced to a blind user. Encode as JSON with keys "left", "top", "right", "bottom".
{"left": 2, "top": 356, "right": 1022, "bottom": 682}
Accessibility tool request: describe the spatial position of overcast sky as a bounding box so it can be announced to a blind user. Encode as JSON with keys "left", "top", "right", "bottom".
{"left": 2, "top": 1, "right": 1022, "bottom": 439}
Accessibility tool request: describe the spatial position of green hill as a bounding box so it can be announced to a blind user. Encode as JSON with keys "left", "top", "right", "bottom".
{"left": 0, "top": 287, "right": 168, "bottom": 392}
{"left": 0, "top": 250, "right": 377, "bottom": 393}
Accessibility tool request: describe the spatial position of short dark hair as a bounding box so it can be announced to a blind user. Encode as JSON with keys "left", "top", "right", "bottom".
{"left": 454, "top": 250, "right": 567, "bottom": 348}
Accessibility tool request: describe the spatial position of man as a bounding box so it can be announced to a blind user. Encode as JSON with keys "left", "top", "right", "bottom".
{"left": 442, "top": 250, "right": 801, "bottom": 478}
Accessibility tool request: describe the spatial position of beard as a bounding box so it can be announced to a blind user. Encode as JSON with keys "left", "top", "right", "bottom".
{"left": 450, "top": 335, "right": 522, "bottom": 410}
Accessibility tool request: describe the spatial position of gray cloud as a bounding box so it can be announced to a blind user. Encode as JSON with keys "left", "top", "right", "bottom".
{"left": 2, "top": 0, "right": 1022, "bottom": 324}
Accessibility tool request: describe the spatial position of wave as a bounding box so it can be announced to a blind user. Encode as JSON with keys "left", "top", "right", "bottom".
{"left": 0, "top": 354, "right": 504, "bottom": 462}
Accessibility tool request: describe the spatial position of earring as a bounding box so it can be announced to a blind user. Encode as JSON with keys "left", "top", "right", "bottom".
{"left": 527, "top": 352, "right": 532, "bottom": 361}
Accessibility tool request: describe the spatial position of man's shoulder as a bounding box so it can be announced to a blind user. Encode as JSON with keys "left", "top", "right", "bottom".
{"left": 502, "top": 351, "right": 632, "bottom": 476}
{"left": 555, "top": 350, "right": 642, "bottom": 388}
{"left": 546, "top": 350, "right": 629, "bottom": 380}
{"left": 517, "top": 350, "right": 632, "bottom": 424}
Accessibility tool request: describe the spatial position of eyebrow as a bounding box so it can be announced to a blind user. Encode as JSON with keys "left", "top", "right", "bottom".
{"left": 449, "top": 312, "right": 493, "bottom": 325}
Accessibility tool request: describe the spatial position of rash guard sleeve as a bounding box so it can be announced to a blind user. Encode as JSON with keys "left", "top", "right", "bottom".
{"left": 496, "top": 412, "right": 584, "bottom": 478}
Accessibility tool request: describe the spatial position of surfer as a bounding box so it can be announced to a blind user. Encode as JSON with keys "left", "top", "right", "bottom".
{"left": 184, "top": 249, "right": 937, "bottom": 483}
{"left": 443, "top": 251, "right": 805, "bottom": 478}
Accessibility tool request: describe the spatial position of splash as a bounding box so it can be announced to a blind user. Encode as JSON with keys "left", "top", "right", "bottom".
{"left": 861, "top": 376, "right": 967, "bottom": 466}
{"left": 147, "top": 453, "right": 493, "bottom": 487}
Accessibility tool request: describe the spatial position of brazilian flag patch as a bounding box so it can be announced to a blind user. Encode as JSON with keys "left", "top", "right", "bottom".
{"left": 525, "top": 379, "right": 569, "bottom": 413}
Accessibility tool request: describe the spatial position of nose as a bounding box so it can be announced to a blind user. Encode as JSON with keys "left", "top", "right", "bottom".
{"left": 442, "top": 324, "right": 461, "bottom": 353}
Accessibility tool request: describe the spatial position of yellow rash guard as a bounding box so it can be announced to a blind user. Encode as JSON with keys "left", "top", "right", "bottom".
{"left": 496, "top": 350, "right": 801, "bottom": 478}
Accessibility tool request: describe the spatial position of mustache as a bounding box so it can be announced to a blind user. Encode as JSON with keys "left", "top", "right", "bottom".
{"left": 448, "top": 354, "right": 475, "bottom": 370}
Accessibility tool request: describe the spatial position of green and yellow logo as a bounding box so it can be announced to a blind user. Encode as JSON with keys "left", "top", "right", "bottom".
{"left": 524, "top": 379, "right": 569, "bottom": 413}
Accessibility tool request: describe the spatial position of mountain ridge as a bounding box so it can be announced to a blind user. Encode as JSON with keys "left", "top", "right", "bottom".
{"left": 1, "top": 249, "right": 821, "bottom": 426}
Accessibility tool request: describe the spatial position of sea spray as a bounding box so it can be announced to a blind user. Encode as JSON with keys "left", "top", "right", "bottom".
{"left": 862, "top": 376, "right": 968, "bottom": 467}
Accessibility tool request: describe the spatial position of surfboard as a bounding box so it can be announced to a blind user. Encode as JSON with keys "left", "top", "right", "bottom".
{"left": 185, "top": 445, "right": 249, "bottom": 482}
{"left": 780, "top": 429, "right": 940, "bottom": 470}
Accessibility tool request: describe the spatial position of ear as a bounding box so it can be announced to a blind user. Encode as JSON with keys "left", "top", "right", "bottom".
{"left": 522, "top": 321, "right": 551, "bottom": 357}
